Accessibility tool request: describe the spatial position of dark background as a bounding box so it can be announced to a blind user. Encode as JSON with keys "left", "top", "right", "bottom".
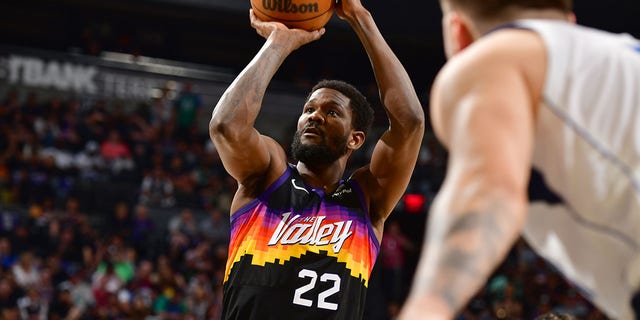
{"left": 2, "top": 0, "right": 639, "bottom": 99}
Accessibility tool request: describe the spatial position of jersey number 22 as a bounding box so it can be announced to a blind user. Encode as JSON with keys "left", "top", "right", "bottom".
{"left": 293, "top": 269, "right": 341, "bottom": 310}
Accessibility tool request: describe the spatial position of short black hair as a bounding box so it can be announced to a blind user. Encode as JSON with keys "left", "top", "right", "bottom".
{"left": 309, "top": 79, "right": 374, "bottom": 135}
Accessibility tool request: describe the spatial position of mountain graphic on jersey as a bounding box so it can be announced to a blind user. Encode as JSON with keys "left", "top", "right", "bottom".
{"left": 224, "top": 205, "right": 378, "bottom": 286}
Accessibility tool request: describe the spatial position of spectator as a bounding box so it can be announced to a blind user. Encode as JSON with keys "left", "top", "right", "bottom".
{"left": 492, "top": 282, "right": 524, "bottom": 319}
{"left": 59, "top": 197, "right": 88, "bottom": 232}
{"left": 37, "top": 266, "right": 56, "bottom": 306}
{"left": 185, "top": 274, "right": 211, "bottom": 320}
{"left": 62, "top": 268, "right": 95, "bottom": 318}
{"left": 168, "top": 208, "right": 198, "bottom": 244}
{"left": 150, "top": 82, "right": 175, "bottom": 128}
{"left": 100, "top": 129, "right": 131, "bottom": 161}
{"left": 74, "top": 141, "right": 106, "bottom": 182}
{"left": 380, "top": 220, "right": 414, "bottom": 305}
{"left": 48, "top": 283, "right": 81, "bottom": 320}
{"left": 0, "top": 277, "right": 21, "bottom": 319}
{"left": 21, "top": 91, "right": 44, "bottom": 125}
{"left": 198, "top": 207, "right": 229, "bottom": 246}
{"left": 0, "top": 237, "right": 17, "bottom": 270}
{"left": 44, "top": 255, "right": 68, "bottom": 288}
{"left": 153, "top": 286, "right": 187, "bottom": 319}
{"left": 131, "top": 204, "right": 156, "bottom": 259}
{"left": 100, "top": 129, "right": 135, "bottom": 177}
{"left": 166, "top": 154, "right": 197, "bottom": 207}
{"left": 91, "top": 261, "right": 124, "bottom": 309}
{"left": 17, "top": 286, "right": 48, "bottom": 320}
{"left": 139, "top": 165, "right": 176, "bottom": 208}
{"left": 173, "top": 81, "right": 202, "bottom": 137}
{"left": 130, "top": 259, "right": 154, "bottom": 293}
{"left": 12, "top": 251, "right": 40, "bottom": 290}
{"left": 106, "top": 202, "right": 133, "bottom": 243}
{"left": 184, "top": 241, "right": 213, "bottom": 275}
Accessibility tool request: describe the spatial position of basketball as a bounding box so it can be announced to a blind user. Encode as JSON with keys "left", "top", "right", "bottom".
{"left": 250, "top": 0, "right": 335, "bottom": 31}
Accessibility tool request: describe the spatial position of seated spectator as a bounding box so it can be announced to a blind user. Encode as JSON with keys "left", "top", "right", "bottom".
{"left": 153, "top": 286, "right": 186, "bottom": 319}
{"left": 131, "top": 204, "right": 156, "bottom": 259}
{"left": 0, "top": 277, "right": 21, "bottom": 319}
{"left": 74, "top": 140, "right": 107, "bottom": 182}
{"left": 12, "top": 251, "right": 40, "bottom": 290}
{"left": 106, "top": 201, "right": 133, "bottom": 243}
{"left": 0, "top": 237, "right": 17, "bottom": 270}
{"left": 59, "top": 197, "right": 88, "bottom": 231}
{"left": 380, "top": 220, "right": 414, "bottom": 305}
{"left": 139, "top": 165, "right": 175, "bottom": 208}
{"left": 199, "top": 207, "right": 229, "bottom": 246}
{"left": 17, "top": 286, "right": 48, "bottom": 320}
{"left": 100, "top": 129, "right": 135, "bottom": 176}
{"left": 168, "top": 208, "right": 198, "bottom": 244}
{"left": 48, "top": 283, "right": 76, "bottom": 320}
{"left": 91, "top": 261, "right": 123, "bottom": 309}
{"left": 59, "top": 268, "right": 94, "bottom": 318}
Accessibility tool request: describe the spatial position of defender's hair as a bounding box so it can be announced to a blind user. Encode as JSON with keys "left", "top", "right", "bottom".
{"left": 442, "top": 0, "right": 572, "bottom": 21}
{"left": 309, "top": 79, "right": 374, "bottom": 135}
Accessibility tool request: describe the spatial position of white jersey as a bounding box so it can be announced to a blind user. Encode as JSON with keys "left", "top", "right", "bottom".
{"left": 514, "top": 20, "right": 640, "bottom": 319}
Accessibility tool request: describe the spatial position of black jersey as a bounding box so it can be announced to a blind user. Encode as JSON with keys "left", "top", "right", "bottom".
{"left": 222, "top": 165, "right": 380, "bottom": 320}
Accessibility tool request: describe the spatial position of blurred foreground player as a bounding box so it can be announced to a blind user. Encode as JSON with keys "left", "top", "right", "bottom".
{"left": 399, "top": 0, "right": 640, "bottom": 319}
{"left": 209, "top": 0, "right": 424, "bottom": 319}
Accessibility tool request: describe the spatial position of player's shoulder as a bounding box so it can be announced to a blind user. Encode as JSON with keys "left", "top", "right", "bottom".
{"left": 430, "top": 28, "right": 546, "bottom": 144}
{"left": 447, "top": 28, "right": 544, "bottom": 79}
{"left": 433, "top": 28, "right": 546, "bottom": 102}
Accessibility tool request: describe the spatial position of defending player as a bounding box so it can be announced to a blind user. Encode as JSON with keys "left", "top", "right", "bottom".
{"left": 399, "top": 0, "right": 640, "bottom": 319}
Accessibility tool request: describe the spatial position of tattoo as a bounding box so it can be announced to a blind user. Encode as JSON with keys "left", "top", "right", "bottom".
{"left": 430, "top": 204, "right": 514, "bottom": 313}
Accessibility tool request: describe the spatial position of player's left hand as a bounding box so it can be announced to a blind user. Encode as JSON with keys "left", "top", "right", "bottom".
{"left": 249, "top": 9, "right": 325, "bottom": 51}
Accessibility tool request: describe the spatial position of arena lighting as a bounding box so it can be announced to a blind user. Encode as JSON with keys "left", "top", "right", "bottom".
{"left": 403, "top": 193, "right": 425, "bottom": 214}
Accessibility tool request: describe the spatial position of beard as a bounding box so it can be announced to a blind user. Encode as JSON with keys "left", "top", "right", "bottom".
{"left": 291, "top": 130, "right": 348, "bottom": 165}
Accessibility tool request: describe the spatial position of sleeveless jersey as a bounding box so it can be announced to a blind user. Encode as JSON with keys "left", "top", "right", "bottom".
{"left": 222, "top": 165, "right": 380, "bottom": 320}
{"left": 512, "top": 20, "right": 640, "bottom": 319}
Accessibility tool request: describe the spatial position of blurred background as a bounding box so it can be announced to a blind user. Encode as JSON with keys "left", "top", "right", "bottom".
{"left": 0, "top": 0, "right": 638, "bottom": 319}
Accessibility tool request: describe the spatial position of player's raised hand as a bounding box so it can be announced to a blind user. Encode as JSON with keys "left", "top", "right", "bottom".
{"left": 249, "top": 9, "right": 325, "bottom": 51}
{"left": 334, "top": 0, "right": 365, "bottom": 22}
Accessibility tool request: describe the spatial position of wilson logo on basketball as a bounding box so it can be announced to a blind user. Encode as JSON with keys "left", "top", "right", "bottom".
{"left": 261, "top": 0, "right": 319, "bottom": 13}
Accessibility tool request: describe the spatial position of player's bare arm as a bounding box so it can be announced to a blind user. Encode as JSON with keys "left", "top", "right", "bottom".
{"left": 400, "top": 30, "right": 546, "bottom": 319}
{"left": 209, "top": 10, "right": 325, "bottom": 211}
{"left": 338, "top": 0, "right": 425, "bottom": 235}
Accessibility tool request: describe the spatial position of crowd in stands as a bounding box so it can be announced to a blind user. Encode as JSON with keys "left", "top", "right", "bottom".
{"left": 0, "top": 86, "right": 609, "bottom": 319}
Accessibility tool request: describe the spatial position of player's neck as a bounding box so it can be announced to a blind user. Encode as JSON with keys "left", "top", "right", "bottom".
{"left": 296, "top": 161, "right": 345, "bottom": 194}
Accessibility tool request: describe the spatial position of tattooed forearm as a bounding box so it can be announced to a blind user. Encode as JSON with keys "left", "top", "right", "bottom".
{"left": 423, "top": 200, "right": 524, "bottom": 314}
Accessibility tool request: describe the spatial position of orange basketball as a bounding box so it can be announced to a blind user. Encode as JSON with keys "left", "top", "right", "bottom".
{"left": 251, "top": 0, "right": 335, "bottom": 31}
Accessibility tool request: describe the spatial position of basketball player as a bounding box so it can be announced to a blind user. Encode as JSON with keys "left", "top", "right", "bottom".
{"left": 209, "top": 0, "right": 425, "bottom": 318}
{"left": 398, "top": 0, "right": 640, "bottom": 319}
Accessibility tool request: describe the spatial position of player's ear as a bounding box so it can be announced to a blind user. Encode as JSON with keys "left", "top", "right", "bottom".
{"left": 567, "top": 12, "right": 577, "bottom": 24}
{"left": 450, "top": 12, "right": 475, "bottom": 52}
{"left": 348, "top": 131, "right": 365, "bottom": 150}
